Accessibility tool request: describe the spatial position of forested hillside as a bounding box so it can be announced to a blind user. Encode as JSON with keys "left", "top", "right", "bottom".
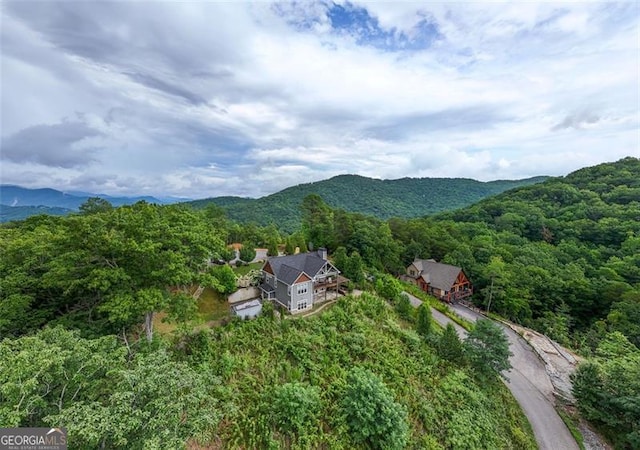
{"left": 289, "top": 157, "right": 639, "bottom": 448}
{"left": 0, "top": 204, "right": 73, "bottom": 222}
{"left": 0, "top": 202, "right": 535, "bottom": 448}
{"left": 189, "top": 174, "right": 547, "bottom": 231}
{"left": 284, "top": 158, "right": 639, "bottom": 348}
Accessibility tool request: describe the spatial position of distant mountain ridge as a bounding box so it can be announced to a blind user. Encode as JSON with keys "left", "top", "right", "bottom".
{"left": 0, "top": 185, "right": 175, "bottom": 222}
{"left": 188, "top": 174, "right": 548, "bottom": 231}
{"left": 1, "top": 175, "right": 548, "bottom": 225}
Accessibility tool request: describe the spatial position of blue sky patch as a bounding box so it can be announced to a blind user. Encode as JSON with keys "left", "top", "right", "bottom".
{"left": 327, "top": 2, "right": 441, "bottom": 51}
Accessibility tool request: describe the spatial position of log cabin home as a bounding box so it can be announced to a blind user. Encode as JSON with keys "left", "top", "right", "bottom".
{"left": 404, "top": 259, "right": 472, "bottom": 302}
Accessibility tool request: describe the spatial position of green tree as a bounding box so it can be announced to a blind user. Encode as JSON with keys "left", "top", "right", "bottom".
{"left": 0, "top": 326, "right": 125, "bottom": 427}
{"left": 463, "top": 319, "right": 512, "bottom": 380}
{"left": 416, "top": 303, "right": 433, "bottom": 338}
{"left": 332, "top": 246, "right": 349, "bottom": 273}
{"left": 395, "top": 293, "right": 412, "bottom": 320}
{"left": 437, "top": 323, "right": 465, "bottom": 365}
{"left": 203, "top": 203, "right": 229, "bottom": 235}
{"left": 284, "top": 236, "right": 296, "bottom": 255}
{"left": 296, "top": 232, "right": 308, "bottom": 253}
{"left": 239, "top": 244, "right": 256, "bottom": 263}
{"left": 267, "top": 239, "right": 279, "bottom": 257}
{"left": 375, "top": 274, "right": 402, "bottom": 302}
{"left": 94, "top": 204, "right": 224, "bottom": 341}
{"left": 341, "top": 367, "right": 409, "bottom": 450}
{"left": 607, "top": 290, "right": 640, "bottom": 348}
{"left": 209, "top": 264, "right": 237, "bottom": 296}
{"left": 481, "top": 255, "right": 508, "bottom": 314}
{"left": 51, "top": 350, "right": 221, "bottom": 449}
{"left": 79, "top": 197, "right": 113, "bottom": 215}
{"left": 301, "top": 194, "right": 334, "bottom": 250}
{"left": 345, "top": 251, "right": 365, "bottom": 284}
{"left": 270, "top": 382, "right": 321, "bottom": 435}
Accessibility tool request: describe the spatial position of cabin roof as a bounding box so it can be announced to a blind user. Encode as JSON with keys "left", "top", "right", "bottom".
{"left": 413, "top": 259, "right": 463, "bottom": 292}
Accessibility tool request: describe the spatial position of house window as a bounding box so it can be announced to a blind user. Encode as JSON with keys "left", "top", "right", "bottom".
{"left": 297, "top": 285, "right": 307, "bottom": 295}
{"left": 297, "top": 300, "right": 308, "bottom": 310}
{"left": 409, "top": 270, "right": 415, "bottom": 276}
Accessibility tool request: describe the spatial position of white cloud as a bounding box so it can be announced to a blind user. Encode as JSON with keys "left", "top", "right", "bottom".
{"left": 1, "top": 1, "right": 638, "bottom": 199}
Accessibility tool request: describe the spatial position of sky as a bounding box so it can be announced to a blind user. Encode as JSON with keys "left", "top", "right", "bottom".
{"left": 1, "top": 1, "right": 639, "bottom": 199}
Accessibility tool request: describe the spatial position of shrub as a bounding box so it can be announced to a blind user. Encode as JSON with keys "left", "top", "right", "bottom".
{"left": 270, "top": 382, "right": 321, "bottom": 435}
{"left": 341, "top": 367, "right": 408, "bottom": 450}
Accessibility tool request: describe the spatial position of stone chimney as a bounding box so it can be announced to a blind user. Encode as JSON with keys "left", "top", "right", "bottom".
{"left": 318, "top": 247, "right": 327, "bottom": 260}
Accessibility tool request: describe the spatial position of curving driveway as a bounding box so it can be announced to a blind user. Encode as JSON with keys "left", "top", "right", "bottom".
{"left": 406, "top": 293, "right": 579, "bottom": 450}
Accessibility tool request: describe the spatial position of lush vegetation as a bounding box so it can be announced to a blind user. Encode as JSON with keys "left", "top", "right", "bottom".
{"left": 189, "top": 173, "right": 547, "bottom": 231}
{"left": 0, "top": 202, "right": 227, "bottom": 340}
{"left": 1, "top": 293, "right": 536, "bottom": 449}
{"left": 285, "top": 157, "right": 640, "bottom": 448}
{"left": 571, "top": 332, "right": 640, "bottom": 448}
{"left": 287, "top": 158, "right": 639, "bottom": 353}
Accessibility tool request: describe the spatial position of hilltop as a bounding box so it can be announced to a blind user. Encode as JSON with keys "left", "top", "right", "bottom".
{"left": 189, "top": 174, "right": 547, "bottom": 231}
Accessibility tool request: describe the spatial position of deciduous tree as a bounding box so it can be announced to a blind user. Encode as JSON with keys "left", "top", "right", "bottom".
{"left": 341, "top": 367, "right": 408, "bottom": 450}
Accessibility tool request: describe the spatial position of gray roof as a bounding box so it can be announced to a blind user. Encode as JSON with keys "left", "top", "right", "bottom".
{"left": 277, "top": 263, "right": 306, "bottom": 285}
{"left": 265, "top": 251, "right": 338, "bottom": 285}
{"left": 412, "top": 259, "right": 463, "bottom": 292}
{"left": 259, "top": 282, "right": 275, "bottom": 293}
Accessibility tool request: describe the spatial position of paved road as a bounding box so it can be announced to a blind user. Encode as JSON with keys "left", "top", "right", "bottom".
{"left": 406, "top": 293, "right": 579, "bottom": 450}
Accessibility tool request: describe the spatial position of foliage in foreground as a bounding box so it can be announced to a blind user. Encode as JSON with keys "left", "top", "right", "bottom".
{"left": 342, "top": 367, "right": 409, "bottom": 449}
{"left": 0, "top": 327, "right": 220, "bottom": 449}
{"left": 177, "top": 293, "right": 536, "bottom": 449}
{"left": 572, "top": 332, "right": 640, "bottom": 449}
{"left": 0, "top": 294, "right": 535, "bottom": 449}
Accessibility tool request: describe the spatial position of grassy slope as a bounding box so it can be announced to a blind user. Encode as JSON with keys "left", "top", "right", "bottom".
{"left": 179, "top": 293, "right": 536, "bottom": 449}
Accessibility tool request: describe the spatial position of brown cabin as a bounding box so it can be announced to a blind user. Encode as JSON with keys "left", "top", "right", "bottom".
{"left": 404, "top": 259, "right": 473, "bottom": 303}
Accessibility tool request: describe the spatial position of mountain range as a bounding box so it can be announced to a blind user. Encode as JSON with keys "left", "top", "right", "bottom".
{"left": 1, "top": 175, "right": 547, "bottom": 225}
{"left": 0, "top": 185, "right": 185, "bottom": 223}
{"left": 188, "top": 174, "right": 548, "bottom": 231}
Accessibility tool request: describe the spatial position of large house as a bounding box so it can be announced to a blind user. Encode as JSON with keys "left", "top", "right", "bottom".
{"left": 405, "top": 259, "right": 472, "bottom": 302}
{"left": 259, "top": 249, "right": 342, "bottom": 313}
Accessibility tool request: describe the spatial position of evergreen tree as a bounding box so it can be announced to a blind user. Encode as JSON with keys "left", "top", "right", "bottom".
{"left": 463, "top": 319, "right": 512, "bottom": 380}
{"left": 395, "top": 293, "right": 412, "bottom": 320}
{"left": 416, "top": 304, "right": 433, "bottom": 338}
{"left": 267, "top": 239, "right": 279, "bottom": 257}
{"left": 285, "top": 237, "right": 296, "bottom": 255}
{"left": 437, "top": 323, "right": 465, "bottom": 365}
